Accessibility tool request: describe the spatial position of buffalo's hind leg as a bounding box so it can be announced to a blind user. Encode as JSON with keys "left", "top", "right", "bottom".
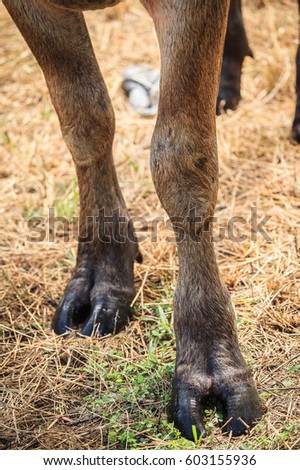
{"left": 4, "top": 0, "right": 139, "bottom": 336}
{"left": 217, "top": 0, "right": 253, "bottom": 114}
{"left": 144, "top": 0, "right": 262, "bottom": 440}
{"left": 292, "top": 0, "right": 300, "bottom": 142}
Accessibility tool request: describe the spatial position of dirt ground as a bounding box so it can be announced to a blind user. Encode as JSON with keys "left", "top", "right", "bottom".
{"left": 1, "top": 0, "right": 299, "bottom": 450}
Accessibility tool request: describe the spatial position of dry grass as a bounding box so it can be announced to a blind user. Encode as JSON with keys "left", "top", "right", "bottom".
{"left": 0, "top": 0, "right": 299, "bottom": 450}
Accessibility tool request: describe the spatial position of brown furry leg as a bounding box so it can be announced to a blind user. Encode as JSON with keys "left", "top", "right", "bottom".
{"left": 143, "top": 0, "right": 262, "bottom": 440}
{"left": 3, "top": 0, "right": 139, "bottom": 336}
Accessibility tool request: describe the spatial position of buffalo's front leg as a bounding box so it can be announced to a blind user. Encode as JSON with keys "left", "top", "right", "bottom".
{"left": 217, "top": 0, "right": 253, "bottom": 113}
{"left": 144, "top": 0, "right": 262, "bottom": 440}
{"left": 4, "top": 0, "right": 139, "bottom": 336}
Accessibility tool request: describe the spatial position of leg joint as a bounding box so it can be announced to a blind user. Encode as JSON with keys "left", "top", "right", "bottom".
{"left": 150, "top": 129, "right": 218, "bottom": 220}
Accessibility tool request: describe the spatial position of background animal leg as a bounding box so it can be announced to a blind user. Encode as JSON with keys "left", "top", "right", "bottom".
{"left": 217, "top": 0, "right": 253, "bottom": 114}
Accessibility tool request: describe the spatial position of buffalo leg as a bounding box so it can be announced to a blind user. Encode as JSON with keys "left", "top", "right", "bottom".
{"left": 3, "top": 0, "right": 139, "bottom": 336}
{"left": 143, "top": 0, "right": 262, "bottom": 440}
{"left": 292, "top": 0, "right": 300, "bottom": 142}
{"left": 217, "top": 0, "right": 253, "bottom": 113}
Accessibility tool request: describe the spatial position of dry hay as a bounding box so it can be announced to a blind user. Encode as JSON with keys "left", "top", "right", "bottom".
{"left": 0, "top": 0, "right": 299, "bottom": 450}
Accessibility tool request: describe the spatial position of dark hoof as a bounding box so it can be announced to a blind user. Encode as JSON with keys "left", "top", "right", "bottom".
{"left": 170, "top": 381, "right": 207, "bottom": 442}
{"left": 170, "top": 375, "right": 262, "bottom": 441}
{"left": 52, "top": 293, "right": 133, "bottom": 337}
{"left": 51, "top": 292, "right": 89, "bottom": 336}
{"left": 292, "top": 122, "right": 300, "bottom": 143}
{"left": 217, "top": 90, "right": 241, "bottom": 115}
{"left": 80, "top": 296, "right": 133, "bottom": 336}
{"left": 219, "top": 382, "right": 262, "bottom": 436}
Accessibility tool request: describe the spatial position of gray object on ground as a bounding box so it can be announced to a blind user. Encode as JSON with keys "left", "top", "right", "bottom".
{"left": 122, "top": 65, "right": 160, "bottom": 116}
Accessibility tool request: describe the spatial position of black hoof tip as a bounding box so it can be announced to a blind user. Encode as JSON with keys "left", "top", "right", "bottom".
{"left": 52, "top": 292, "right": 89, "bottom": 336}
{"left": 220, "top": 382, "right": 263, "bottom": 437}
{"left": 217, "top": 93, "right": 241, "bottom": 115}
{"left": 136, "top": 250, "right": 143, "bottom": 264}
{"left": 292, "top": 122, "right": 300, "bottom": 143}
{"left": 80, "top": 296, "right": 133, "bottom": 337}
{"left": 223, "top": 417, "right": 251, "bottom": 437}
{"left": 170, "top": 381, "right": 207, "bottom": 442}
{"left": 52, "top": 293, "right": 133, "bottom": 337}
